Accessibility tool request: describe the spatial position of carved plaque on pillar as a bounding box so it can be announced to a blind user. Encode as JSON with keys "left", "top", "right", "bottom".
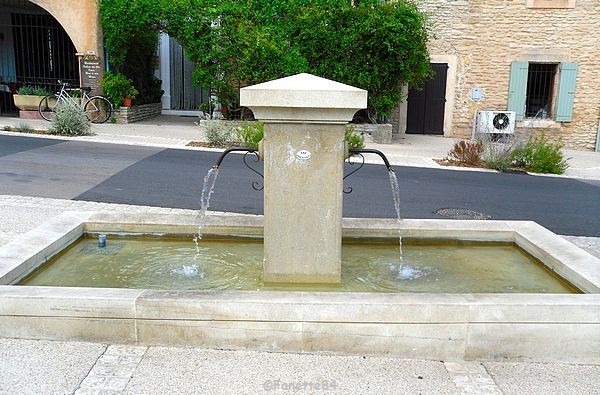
{"left": 80, "top": 54, "right": 102, "bottom": 94}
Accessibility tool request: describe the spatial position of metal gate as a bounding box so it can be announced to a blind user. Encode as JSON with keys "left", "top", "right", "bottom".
{"left": 169, "top": 37, "right": 209, "bottom": 111}
{"left": 406, "top": 63, "right": 448, "bottom": 135}
{"left": 0, "top": 0, "right": 78, "bottom": 114}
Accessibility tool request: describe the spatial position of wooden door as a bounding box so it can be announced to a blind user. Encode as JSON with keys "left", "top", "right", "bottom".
{"left": 406, "top": 63, "right": 448, "bottom": 135}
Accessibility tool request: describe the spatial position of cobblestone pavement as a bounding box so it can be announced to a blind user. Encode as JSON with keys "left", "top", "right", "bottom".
{"left": 1, "top": 194, "right": 599, "bottom": 394}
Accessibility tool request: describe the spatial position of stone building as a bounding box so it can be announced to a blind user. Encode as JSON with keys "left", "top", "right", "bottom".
{"left": 394, "top": 0, "right": 600, "bottom": 150}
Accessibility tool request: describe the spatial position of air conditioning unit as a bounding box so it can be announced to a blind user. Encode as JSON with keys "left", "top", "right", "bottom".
{"left": 473, "top": 110, "right": 516, "bottom": 136}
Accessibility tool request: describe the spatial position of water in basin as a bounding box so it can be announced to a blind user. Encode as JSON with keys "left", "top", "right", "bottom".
{"left": 19, "top": 236, "right": 577, "bottom": 293}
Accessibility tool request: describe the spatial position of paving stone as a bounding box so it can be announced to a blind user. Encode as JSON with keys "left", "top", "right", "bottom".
{"left": 76, "top": 345, "right": 147, "bottom": 394}
{"left": 444, "top": 361, "right": 502, "bottom": 394}
{"left": 484, "top": 362, "right": 600, "bottom": 395}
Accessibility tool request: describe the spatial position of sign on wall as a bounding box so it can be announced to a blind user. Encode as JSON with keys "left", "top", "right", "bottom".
{"left": 79, "top": 53, "right": 102, "bottom": 94}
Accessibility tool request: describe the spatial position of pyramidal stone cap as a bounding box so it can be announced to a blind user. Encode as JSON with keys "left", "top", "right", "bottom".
{"left": 240, "top": 73, "right": 368, "bottom": 123}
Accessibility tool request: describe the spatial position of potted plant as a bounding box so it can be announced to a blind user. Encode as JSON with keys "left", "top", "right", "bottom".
{"left": 98, "top": 71, "right": 139, "bottom": 108}
{"left": 13, "top": 85, "right": 53, "bottom": 110}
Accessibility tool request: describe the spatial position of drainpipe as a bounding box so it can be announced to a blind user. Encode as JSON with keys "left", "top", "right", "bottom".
{"left": 105, "top": 48, "right": 110, "bottom": 72}
{"left": 596, "top": 117, "right": 600, "bottom": 152}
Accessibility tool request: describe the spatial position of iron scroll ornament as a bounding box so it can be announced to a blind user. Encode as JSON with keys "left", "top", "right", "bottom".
{"left": 343, "top": 153, "right": 366, "bottom": 194}
{"left": 242, "top": 151, "right": 264, "bottom": 191}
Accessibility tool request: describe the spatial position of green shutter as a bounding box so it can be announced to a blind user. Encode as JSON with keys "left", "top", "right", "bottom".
{"left": 507, "top": 61, "right": 528, "bottom": 121}
{"left": 555, "top": 63, "right": 578, "bottom": 122}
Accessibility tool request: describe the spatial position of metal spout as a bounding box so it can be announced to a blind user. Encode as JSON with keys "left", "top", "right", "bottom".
{"left": 348, "top": 148, "right": 394, "bottom": 172}
{"left": 212, "top": 147, "right": 258, "bottom": 169}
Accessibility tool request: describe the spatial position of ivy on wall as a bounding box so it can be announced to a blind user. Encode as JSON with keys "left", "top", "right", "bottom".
{"left": 100, "top": 0, "right": 431, "bottom": 120}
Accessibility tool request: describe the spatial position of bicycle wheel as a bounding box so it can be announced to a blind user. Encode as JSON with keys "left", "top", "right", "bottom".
{"left": 84, "top": 96, "right": 112, "bottom": 124}
{"left": 38, "top": 95, "right": 59, "bottom": 121}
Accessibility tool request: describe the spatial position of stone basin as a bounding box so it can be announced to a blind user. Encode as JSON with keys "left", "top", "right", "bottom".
{"left": 0, "top": 211, "right": 598, "bottom": 364}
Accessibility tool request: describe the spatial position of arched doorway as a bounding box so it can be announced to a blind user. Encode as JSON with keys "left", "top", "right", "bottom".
{"left": 0, "top": 0, "right": 78, "bottom": 114}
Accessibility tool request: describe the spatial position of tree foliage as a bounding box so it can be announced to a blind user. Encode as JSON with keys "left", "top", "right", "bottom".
{"left": 100, "top": 0, "right": 431, "bottom": 120}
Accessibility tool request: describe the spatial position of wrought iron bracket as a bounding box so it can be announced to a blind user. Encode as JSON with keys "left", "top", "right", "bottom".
{"left": 343, "top": 153, "right": 366, "bottom": 194}
{"left": 243, "top": 151, "right": 264, "bottom": 191}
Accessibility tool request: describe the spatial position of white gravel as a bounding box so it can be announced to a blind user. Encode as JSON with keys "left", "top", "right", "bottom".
{"left": 0, "top": 338, "right": 106, "bottom": 395}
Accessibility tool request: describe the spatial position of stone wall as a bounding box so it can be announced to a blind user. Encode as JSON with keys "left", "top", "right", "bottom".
{"left": 352, "top": 123, "right": 393, "bottom": 144}
{"left": 412, "top": 0, "right": 600, "bottom": 150}
{"left": 113, "top": 103, "right": 162, "bottom": 124}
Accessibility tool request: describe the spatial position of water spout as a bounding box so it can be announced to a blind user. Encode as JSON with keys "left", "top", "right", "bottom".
{"left": 212, "top": 147, "right": 259, "bottom": 169}
{"left": 348, "top": 148, "right": 394, "bottom": 172}
{"left": 211, "top": 147, "right": 264, "bottom": 191}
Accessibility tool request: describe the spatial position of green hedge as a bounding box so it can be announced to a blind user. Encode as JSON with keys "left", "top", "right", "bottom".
{"left": 100, "top": 0, "right": 431, "bottom": 120}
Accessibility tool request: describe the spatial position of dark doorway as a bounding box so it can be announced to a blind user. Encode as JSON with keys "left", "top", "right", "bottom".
{"left": 406, "top": 63, "right": 448, "bottom": 135}
{"left": 168, "top": 36, "right": 210, "bottom": 111}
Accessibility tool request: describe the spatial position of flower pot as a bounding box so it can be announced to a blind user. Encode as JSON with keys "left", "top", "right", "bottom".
{"left": 123, "top": 97, "right": 132, "bottom": 107}
{"left": 13, "top": 94, "right": 48, "bottom": 111}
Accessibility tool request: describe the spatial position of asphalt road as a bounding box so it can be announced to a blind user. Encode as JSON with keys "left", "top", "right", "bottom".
{"left": 1, "top": 135, "right": 599, "bottom": 236}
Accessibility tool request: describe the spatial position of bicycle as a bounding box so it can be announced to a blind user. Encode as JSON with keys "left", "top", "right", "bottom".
{"left": 38, "top": 80, "right": 112, "bottom": 124}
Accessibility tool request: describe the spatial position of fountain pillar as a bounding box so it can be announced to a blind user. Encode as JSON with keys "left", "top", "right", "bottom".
{"left": 240, "top": 73, "right": 367, "bottom": 283}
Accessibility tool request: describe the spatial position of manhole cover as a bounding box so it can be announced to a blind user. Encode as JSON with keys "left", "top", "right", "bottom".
{"left": 434, "top": 208, "right": 491, "bottom": 220}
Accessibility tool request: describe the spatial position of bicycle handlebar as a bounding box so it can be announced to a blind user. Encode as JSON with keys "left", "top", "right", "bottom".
{"left": 57, "top": 80, "right": 92, "bottom": 92}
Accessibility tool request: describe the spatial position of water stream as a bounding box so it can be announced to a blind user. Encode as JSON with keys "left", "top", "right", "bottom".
{"left": 387, "top": 170, "right": 403, "bottom": 263}
{"left": 190, "top": 167, "right": 220, "bottom": 275}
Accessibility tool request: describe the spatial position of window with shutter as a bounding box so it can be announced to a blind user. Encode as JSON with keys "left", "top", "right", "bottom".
{"left": 507, "top": 61, "right": 578, "bottom": 123}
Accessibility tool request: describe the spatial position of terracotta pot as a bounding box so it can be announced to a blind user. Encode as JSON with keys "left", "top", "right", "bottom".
{"left": 123, "top": 97, "right": 132, "bottom": 107}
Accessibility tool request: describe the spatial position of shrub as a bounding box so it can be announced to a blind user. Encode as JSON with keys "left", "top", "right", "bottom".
{"left": 203, "top": 120, "right": 234, "bottom": 147}
{"left": 478, "top": 133, "right": 521, "bottom": 171}
{"left": 345, "top": 125, "right": 365, "bottom": 149}
{"left": 98, "top": 71, "right": 138, "bottom": 107}
{"left": 511, "top": 133, "right": 568, "bottom": 174}
{"left": 16, "top": 122, "right": 33, "bottom": 133}
{"left": 49, "top": 103, "right": 91, "bottom": 136}
{"left": 236, "top": 122, "right": 264, "bottom": 149}
{"left": 448, "top": 140, "right": 483, "bottom": 166}
{"left": 17, "top": 86, "right": 52, "bottom": 96}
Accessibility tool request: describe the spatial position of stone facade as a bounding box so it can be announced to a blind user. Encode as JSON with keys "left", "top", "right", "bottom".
{"left": 399, "top": 0, "right": 600, "bottom": 150}
{"left": 114, "top": 103, "right": 162, "bottom": 124}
